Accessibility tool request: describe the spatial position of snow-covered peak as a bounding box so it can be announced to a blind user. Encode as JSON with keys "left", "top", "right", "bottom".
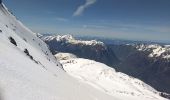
{"left": 43, "top": 34, "right": 74, "bottom": 41}
{"left": 135, "top": 44, "right": 170, "bottom": 59}
{"left": 55, "top": 52, "right": 77, "bottom": 60}
{"left": 42, "top": 34, "right": 105, "bottom": 46}
{"left": 60, "top": 58, "right": 166, "bottom": 100}
{"left": 36, "top": 33, "right": 43, "bottom": 38}
{"left": 136, "top": 44, "right": 161, "bottom": 51}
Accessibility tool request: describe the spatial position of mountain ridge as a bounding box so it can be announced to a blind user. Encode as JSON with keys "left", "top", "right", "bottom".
{"left": 40, "top": 34, "right": 120, "bottom": 66}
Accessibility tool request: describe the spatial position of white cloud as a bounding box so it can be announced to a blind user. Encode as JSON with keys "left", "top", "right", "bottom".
{"left": 73, "top": 0, "right": 97, "bottom": 16}
{"left": 55, "top": 17, "right": 68, "bottom": 22}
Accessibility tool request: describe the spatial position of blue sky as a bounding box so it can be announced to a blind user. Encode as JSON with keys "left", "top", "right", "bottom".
{"left": 3, "top": 0, "right": 170, "bottom": 43}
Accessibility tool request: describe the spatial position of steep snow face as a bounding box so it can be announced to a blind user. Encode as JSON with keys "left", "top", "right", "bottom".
{"left": 41, "top": 34, "right": 105, "bottom": 46}
{"left": 136, "top": 44, "right": 170, "bottom": 59}
{"left": 60, "top": 57, "right": 166, "bottom": 100}
{"left": 0, "top": 4, "right": 122, "bottom": 100}
{"left": 0, "top": 4, "right": 62, "bottom": 72}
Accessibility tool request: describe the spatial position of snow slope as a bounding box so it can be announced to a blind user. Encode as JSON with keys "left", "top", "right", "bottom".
{"left": 57, "top": 53, "right": 166, "bottom": 100}
{"left": 0, "top": 3, "right": 167, "bottom": 100}
{"left": 0, "top": 3, "right": 118, "bottom": 100}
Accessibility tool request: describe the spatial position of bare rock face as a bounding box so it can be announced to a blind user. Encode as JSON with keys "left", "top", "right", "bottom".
{"left": 0, "top": 0, "right": 2, "bottom": 4}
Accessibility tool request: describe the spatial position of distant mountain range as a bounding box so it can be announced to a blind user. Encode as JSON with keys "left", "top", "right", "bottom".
{"left": 41, "top": 33, "right": 170, "bottom": 45}
{"left": 39, "top": 34, "right": 120, "bottom": 66}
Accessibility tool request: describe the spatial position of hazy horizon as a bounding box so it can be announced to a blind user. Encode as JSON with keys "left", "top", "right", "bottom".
{"left": 4, "top": 0, "right": 170, "bottom": 43}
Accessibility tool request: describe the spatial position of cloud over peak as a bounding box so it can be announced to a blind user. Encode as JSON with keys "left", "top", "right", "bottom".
{"left": 73, "top": 0, "right": 97, "bottom": 17}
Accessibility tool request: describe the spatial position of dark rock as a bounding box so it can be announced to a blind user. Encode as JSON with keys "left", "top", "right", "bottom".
{"left": 8, "top": 37, "right": 17, "bottom": 46}
{"left": 24, "top": 49, "right": 33, "bottom": 60}
{"left": 23, "top": 38, "right": 27, "bottom": 42}
{"left": 160, "top": 92, "right": 170, "bottom": 99}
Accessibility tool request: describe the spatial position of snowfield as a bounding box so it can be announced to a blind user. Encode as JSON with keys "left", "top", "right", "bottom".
{"left": 0, "top": 2, "right": 167, "bottom": 100}
{"left": 57, "top": 53, "right": 166, "bottom": 100}
{"left": 0, "top": 3, "right": 116, "bottom": 100}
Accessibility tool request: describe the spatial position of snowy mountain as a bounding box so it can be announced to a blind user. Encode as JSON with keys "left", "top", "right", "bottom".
{"left": 136, "top": 44, "right": 170, "bottom": 59}
{"left": 110, "top": 44, "right": 170, "bottom": 95}
{"left": 40, "top": 34, "right": 120, "bottom": 66}
{"left": 41, "top": 34, "right": 105, "bottom": 46}
{"left": 0, "top": 2, "right": 167, "bottom": 100}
